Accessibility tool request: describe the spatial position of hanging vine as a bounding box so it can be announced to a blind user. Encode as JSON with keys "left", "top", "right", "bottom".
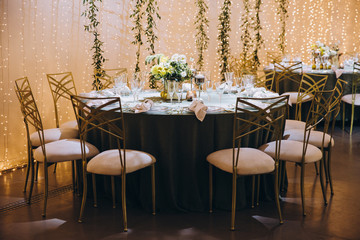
{"left": 130, "top": 0, "right": 145, "bottom": 73}
{"left": 145, "top": 0, "right": 161, "bottom": 88}
{"left": 240, "top": 0, "right": 253, "bottom": 71}
{"left": 217, "top": 0, "right": 231, "bottom": 81}
{"left": 195, "top": 0, "right": 209, "bottom": 71}
{"left": 82, "top": 0, "right": 106, "bottom": 90}
{"left": 253, "top": 0, "right": 263, "bottom": 71}
{"left": 276, "top": 0, "right": 288, "bottom": 54}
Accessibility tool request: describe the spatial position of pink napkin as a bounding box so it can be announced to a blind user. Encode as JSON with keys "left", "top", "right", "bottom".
{"left": 189, "top": 100, "right": 208, "bottom": 122}
{"left": 133, "top": 99, "right": 153, "bottom": 113}
{"left": 332, "top": 67, "right": 344, "bottom": 78}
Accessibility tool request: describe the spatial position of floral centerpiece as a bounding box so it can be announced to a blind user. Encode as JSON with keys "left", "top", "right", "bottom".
{"left": 145, "top": 53, "right": 193, "bottom": 99}
{"left": 310, "top": 41, "right": 340, "bottom": 69}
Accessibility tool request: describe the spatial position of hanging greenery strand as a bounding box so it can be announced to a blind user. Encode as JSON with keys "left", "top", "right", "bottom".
{"left": 253, "top": 0, "right": 263, "bottom": 71}
{"left": 82, "top": 0, "right": 106, "bottom": 90}
{"left": 217, "top": 0, "right": 231, "bottom": 81}
{"left": 130, "top": 0, "right": 145, "bottom": 73}
{"left": 276, "top": 0, "right": 288, "bottom": 54}
{"left": 240, "top": 0, "right": 253, "bottom": 71}
{"left": 195, "top": 0, "right": 209, "bottom": 71}
{"left": 145, "top": 0, "right": 161, "bottom": 89}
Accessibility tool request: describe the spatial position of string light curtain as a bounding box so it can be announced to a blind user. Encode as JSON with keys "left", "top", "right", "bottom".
{"left": 0, "top": 0, "right": 359, "bottom": 171}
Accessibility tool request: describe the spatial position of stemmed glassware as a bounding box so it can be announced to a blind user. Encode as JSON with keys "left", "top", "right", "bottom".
{"left": 215, "top": 82, "right": 226, "bottom": 107}
{"left": 176, "top": 81, "right": 182, "bottom": 103}
{"left": 167, "top": 80, "right": 177, "bottom": 104}
{"left": 194, "top": 71, "right": 209, "bottom": 99}
{"left": 224, "top": 72, "right": 234, "bottom": 93}
{"left": 130, "top": 72, "right": 146, "bottom": 101}
{"left": 114, "top": 73, "right": 127, "bottom": 95}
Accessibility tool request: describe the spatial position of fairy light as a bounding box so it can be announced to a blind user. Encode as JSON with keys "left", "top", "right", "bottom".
{"left": 1, "top": 0, "right": 360, "bottom": 172}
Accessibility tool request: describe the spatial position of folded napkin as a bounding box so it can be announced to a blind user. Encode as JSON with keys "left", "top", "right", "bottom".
{"left": 331, "top": 66, "right": 344, "bottom": 78}
{"left": 78, "top": 91, "right": 99, "bottom": 98}
{"left": 133, "top": 99, "right": 153, "bottom": 113}
{"left": 86, "top": 99, "right": 114, "bottom": 107}
{"left": 239, "top": 99, "right": 270, "bottom": 109}
{"left": 189, "top": 100, "right": 208, "bottom": 122}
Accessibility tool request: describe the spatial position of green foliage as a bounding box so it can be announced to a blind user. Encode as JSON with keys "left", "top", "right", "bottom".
{"left": 195, "top": 0, "right": 209, "bottom": 71}
{"left": 240, "top": 0, "right": 253, "bottom": 69}
{"left": 130, "top": 0, "right": 145, "bottom": 73}
{"left": 217, "top": 0, "right": 231, "bottom": 81}
{"left": 276, "top": 0, "right": 288, "bottom": 54}
{"left": 253, "top": 0, "right": 263, "bottom": 70}
{"left": 82, "top": 0, "right": 106, "bottom": 90}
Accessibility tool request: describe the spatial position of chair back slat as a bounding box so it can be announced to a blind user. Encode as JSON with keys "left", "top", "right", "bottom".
{"left": 254, "top": 70, "right": 275, "bottom": 91}
{"left": 47, "top": 72, "right": 77, "bottom": 127}
{"left": 94, "top": 68, "right": 127, "bottom": 90}
{"left": 274, "top": 61, "right": 303, "bottom": 94}
{"left": 233, "top": 95, "right": 289, "bottom": 167}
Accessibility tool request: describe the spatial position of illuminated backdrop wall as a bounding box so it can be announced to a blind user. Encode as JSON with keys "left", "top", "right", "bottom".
{"left": 1, "top": 0, "right": 359, "bottom": 171}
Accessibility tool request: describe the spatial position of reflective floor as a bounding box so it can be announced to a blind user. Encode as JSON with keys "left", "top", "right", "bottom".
{"left": 1, "top": 127, "right": 360, "bottom": 240}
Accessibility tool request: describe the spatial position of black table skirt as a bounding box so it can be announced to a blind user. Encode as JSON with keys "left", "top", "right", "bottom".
{"left": 85, "top": 111, "right": 282, "bottom": 213}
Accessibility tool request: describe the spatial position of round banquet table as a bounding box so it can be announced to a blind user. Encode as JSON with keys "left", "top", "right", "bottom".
{"left": 84, "top": 91, "right": 281, "bottom": 212}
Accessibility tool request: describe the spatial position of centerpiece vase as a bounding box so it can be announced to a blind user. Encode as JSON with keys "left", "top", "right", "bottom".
{"left": 160, "top": 79, "right": 178, "bottom": 100}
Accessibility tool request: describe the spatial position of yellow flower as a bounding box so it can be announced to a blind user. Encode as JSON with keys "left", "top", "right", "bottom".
{"left": 151, "top": 65, "right": 160, "bottom": 75}
{"left": 160, "top": 56, "right": 169, "bottom": 63}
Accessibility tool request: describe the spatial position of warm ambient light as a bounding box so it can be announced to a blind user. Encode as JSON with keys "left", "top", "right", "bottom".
{"left": 0, "top": 0, "right": 359, "bottom": 172}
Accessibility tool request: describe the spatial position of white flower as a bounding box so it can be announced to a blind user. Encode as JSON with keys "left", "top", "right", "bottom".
{"left": 171, "top": 54, "right": 179, "bottom": 61}
{"left": 330, "top": 50, "right": 337, "bottom": 56}
{"left": 181, "top": 71, "right": 187, "bottom": 78}
{"left": 179, "top": 55, "right": 187, "bottom": 64}
{"left": 315, "top": 49, "right": 320, "bottom": 54}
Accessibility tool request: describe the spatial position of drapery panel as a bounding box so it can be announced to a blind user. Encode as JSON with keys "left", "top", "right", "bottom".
{"left": 1, "top": 0, "right": 359, "bottom": 171}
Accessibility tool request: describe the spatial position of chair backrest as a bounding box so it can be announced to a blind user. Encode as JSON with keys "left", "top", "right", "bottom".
{"left": 274, "top": 61, "right": 303, "bottom": 94}
{"left": 294, "top": 73, "right": 328, "bottom": 121}
{"left": 47, "top": 72, "right": 77, "bottom": 128}
{"left": 233, "top": 95, "right": 289, "bottom": 167}
{"left": 351, "top": 62, "right": 360, "bottom": 96}
{"left": 15, "top": 77, "right": 46, "bottom": 154}
{"left": 94, "top": 68, "right": 127, "bottom": 90}
{"left": 70, "top": 96, "right": 126, "bottom": 171}
{"left": 254, "top": 70, "right": 275, "bottom": 91}
{"left": 266, "top": 51, "right": 283, "bottom": 65}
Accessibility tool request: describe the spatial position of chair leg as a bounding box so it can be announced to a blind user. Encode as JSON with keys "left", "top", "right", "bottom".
{"left": 53, "top": 163, "right": 57, "bottom": 173}
{"left": 230, "top": 170, "right": 237, "bottom": 231}
{"left": 319, "top": 159, "right": 328, "bottom": 206}
{"left": 27, "top": 156, "right": 35, "bottom": 204}
{"left": 327, "top": 148, "right": 334, "bottom": 195}
{"left": 35, "top": 161, "right": 39, "bottom": 182}
{"left": 209, "top": 164, "right": 213, "bottom": 213}
{"left": 322, "top": 151, "right": 328, "bottom": 183}
{"left": 274, "top": 164, "right": 283, "bottom": 224}
{"left": 314, "top": 162, "right": 319, "bottom": 175}
{"left": 111, "top": 176, "right": 116, "bottom": 208}
{"left": 42, "top": 163, "right": 49, "bottom": 217}
{"left": 23, "top": 146, "right": 31, "bottom": 193}
{"left": 121, "top": 173, "right": 128, "bottom": 232}
{"left": 78, "top": 168, "right": 88, "bottom": 223}
{"left": 151, "top": 164, "right": 156, "bottom": 216}
{"left": 92, "top": 174, "right": 97, "bottom": 207}
{"left": 281, "top": 161, "right": 286, "bottom": 193}
{"left": 256, "top": 175, "right": 260, "bottom": 207}
{"left": 71, "top": 161, "right": 76, "bottom": 193}
{"left": 342, "top": 102, "right": 345, "bottom": 131}
{"left": 251, "top": 175, "right": 255, "bottom": 208}
{"left": 300, "top": 164, "right": 306, "bottom": 216}
{"left": 350, "top": 103, "right": 355, "bottom": 136}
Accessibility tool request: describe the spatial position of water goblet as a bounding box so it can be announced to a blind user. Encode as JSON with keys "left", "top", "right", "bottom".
{"left": 215, "top": 82, "right": 226, "bottom": 107}
{"left": 194, "top": 71, "right": 208, "bottom": 99}
{"left": 176, "top": 82, "right": 183, "bottom": 103}
{"left": 167, "top": 80, "right": 176, "bottom": 104}
{"left": 224, "top": 72, "right": 234, "bottom": 93}
{"left": 114, "top": 73, "right": 127, "bottom": 95}
{"left": 205, "top": 79, "right": 214, "bottom": 102}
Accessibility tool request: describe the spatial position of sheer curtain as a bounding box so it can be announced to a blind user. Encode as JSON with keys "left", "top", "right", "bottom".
{"left": 1, "top": 0, "right": 359, "bottom": 171}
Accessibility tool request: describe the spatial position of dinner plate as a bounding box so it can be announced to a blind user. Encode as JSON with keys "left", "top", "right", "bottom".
{"left": 150, "top": 106, "right": 169, "bottom": 112}
{"left": 207, "top": 106, "right": 225, "bottom": 112}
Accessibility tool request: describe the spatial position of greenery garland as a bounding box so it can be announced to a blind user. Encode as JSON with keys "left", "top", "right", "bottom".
{"left": 217, "top": 0, "right": 231, "bottom": 81}
{"left": 195, "top": 0, "right": 209, "bottom": 71}
{"left": 253, "top": 0, "right": 263, "bottom": 71}
{"left": 145, "top": 0, "right": 161, "bottom": 88}
{"left": 240, "top": 0, "right": 253, "bottom": 71}
{"left": 130, "top": 0, "right": 145, "bottom": 73}
{"left": 82, "top": 0, "right": 106, "bottom": 90}
{"left": 276, "top": 0, "right": 288, "bottom": 54}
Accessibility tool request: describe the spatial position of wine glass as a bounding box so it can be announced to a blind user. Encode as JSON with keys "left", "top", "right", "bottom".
{"left": 131, "top": 72, "right": 145, "bottom": 101}
{"left": 205, "top": 79, "right": 214, "bottom": 102}
{"left": 194, "top": 71, "right": 208, "bottom": 99}
{"left": 235, "top": 77, "right": 243, "bottom": 96}
{"left": 224, "top": 72, "right": 234, "bottom": 93}
{"left": 215, "top": 82, "right": 226, "bottom": 107}
{"left": 176, "top": 81, "right": 182, "bottom": 103}
{"left": 167, "top": 80, "right": 176, "bottom": 104}
{"left": 114, "top": 73, "right": 127, "bottom": 95}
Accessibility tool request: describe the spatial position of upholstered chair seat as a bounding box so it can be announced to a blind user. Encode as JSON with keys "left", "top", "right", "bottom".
{"left": 284, "top": 129, "right": 334, "bottom": 148}
{"left": 284, "top": 119, "right": 306, "bottom": 131}
{"left": 30, "top": 128, "right": 78, "bottom": 146}
{"left": 60, "top": 120, "right": 78, "bottom": 130}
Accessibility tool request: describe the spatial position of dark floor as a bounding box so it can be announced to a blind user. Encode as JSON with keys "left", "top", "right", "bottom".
{"left": 1, "top": 127, "right": 360, "bottom": 240}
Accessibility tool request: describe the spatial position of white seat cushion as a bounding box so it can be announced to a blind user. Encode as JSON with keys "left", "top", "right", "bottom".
{"left": 206, "top": 148, "right": 275, "bottom": 175}
{"left": 281, "top": 92, "right": 313, "bottom": 105}
{"left": 341, "top": 93, "right": 360, "bottom": 105}
{"left": 284, "top": 119, "right": 306, "bottom": 131}
{"left": 283, "top": 129, "right": 334, "bottom": 148}
{"left": 34, "top": 139, "right": 99, "bottom": 163}
{"left": 87, "top": 149, "right": 156, "bottom": 175}
{"left": 30, "top": 128, "right": 78, "bottom": 147}
{"left": 60, "top": 120, "right": 78, "bottom": 130}
{"left": 259, "top": 140, "right": 322, "bottom": 164}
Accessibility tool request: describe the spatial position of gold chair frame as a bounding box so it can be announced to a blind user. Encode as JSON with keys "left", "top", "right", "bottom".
{"left": 342, "top": 62, "right": 360, "bottom": 135}
{"left": 71, "top": 95, "right": 155, "bottom": 232}
{"left": 94, "top": 68, "right": 127, "bottom": 90}
{"left": 254, "top": 70, "right": 275, "bottom": 91}
{"left": 274, "top": 61, "right": 303, "bottom": 94}
{"left": 209, "top": 95, "right": 289, "bottom": 230}
{"left": 266, "top": 51, "right": 283, "bottom": 65}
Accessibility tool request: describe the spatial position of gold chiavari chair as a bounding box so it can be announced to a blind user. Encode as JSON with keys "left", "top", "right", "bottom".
{"left": 267, "top": 51, "right": 283, "bottom": 65}
{"left": 254, "top": 70, "right": 275, "bottom": 91}
{"left": 207, "top": 95, "right": 289, "bottom": 230}
{"left": 342, "top": 62, "right": 360, "bottom": 135}
{"left": 261, "top": 91, "right": 332, "bottom": 216}
{"left": 94, "top": 68, "right": 127, "bottom": 90}
{"left": 71, "top": 95, "right": 156, "bottom": 232}
{"left": 274, "top": 61, "right": 303, "bottom": 95}
{"left": 15, "top": 77, "right": 99, "bottom": 217}
{"left": 15, "top": 77, "right": 79, "bottom": 193}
